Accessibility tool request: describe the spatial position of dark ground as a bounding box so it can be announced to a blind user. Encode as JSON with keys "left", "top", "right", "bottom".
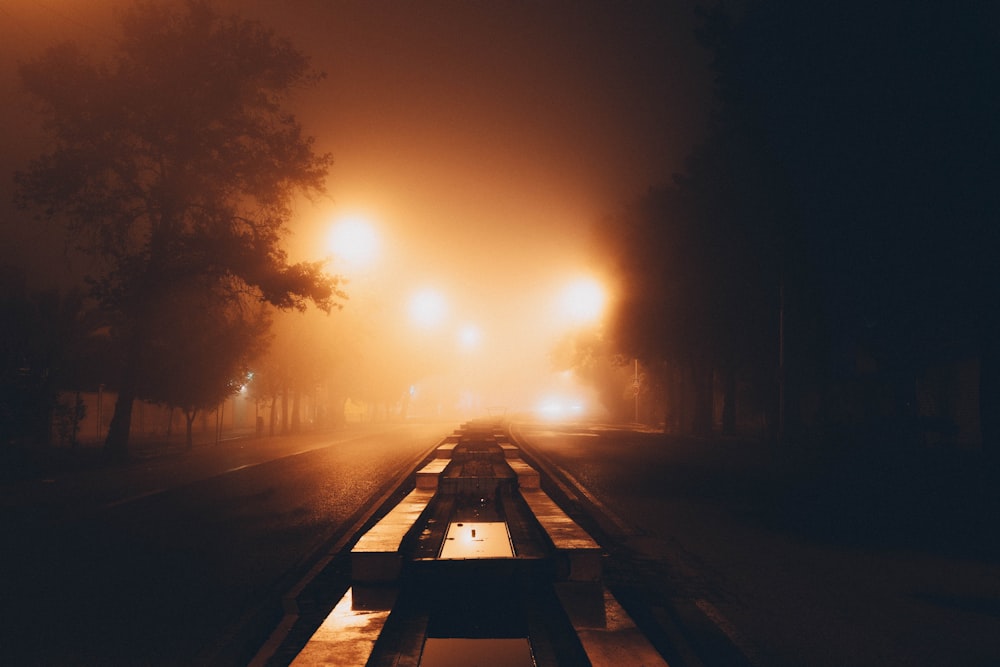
{"left": 515, "top": 424, "right": 1000, "bottom": 667}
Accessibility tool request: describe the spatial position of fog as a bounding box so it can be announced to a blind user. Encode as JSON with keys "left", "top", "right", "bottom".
{"left": 272, "top": 221, "right": 614, "bottom": 419}
{"left": 0, "top": 1, "right": 712, "bottom": 420}
{"left": 256, "top": 1, "right": 709, "bottom": 418}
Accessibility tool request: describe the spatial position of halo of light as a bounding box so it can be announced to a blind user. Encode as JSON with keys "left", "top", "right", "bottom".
{"left": 409, "top": 288, "right": 447, "bottom": 328}
{"left": 458, "top": 323, "right": 481, "bottom": 349}
{"left": 560, "top": 277, "right": 607, "bottom": 324}
{"left": 534, "top": 393, "right": 586, "bottom": 421}
{"left": 327, "top": 215, "right": 379, "bottom": 268}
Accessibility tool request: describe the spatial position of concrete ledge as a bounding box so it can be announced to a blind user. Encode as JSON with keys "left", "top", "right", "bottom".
{"left": 555, "top": 548, "right": 603, "bottom": 583}
{"left": 415, "top": 459, "right": 450, "bottom": 489}
{"left": 351, "top": 488, "right": 435, "bottom": 583}
{"left": 556, "top": 585, "right": 669, "bottom": 667}
{"left": 290, "top": 587, "right": 397, "bottom": 667}
{"left": 434, "top": 442, "right": 457, "bottom": 458}
{"left": 507, "top": 460, "right": 539, "bottom": 489}
{"left": 499, "top": 443, "right": 520, "bottom": 459}
{"left": 520, "top": 488, "right": 602, "bottom": 581}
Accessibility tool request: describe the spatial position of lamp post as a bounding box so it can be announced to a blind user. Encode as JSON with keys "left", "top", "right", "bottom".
{"left": 633, "top": 358, "right": 640, "bottom": 423}
{"left": 559, "top": 277, "right": 607, "bottom": 325}
{"left": 327, "top": 214, "right": 380, "bottom": 270}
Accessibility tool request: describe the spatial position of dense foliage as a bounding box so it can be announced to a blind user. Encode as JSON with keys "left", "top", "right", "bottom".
{"left": 15, "top": 1, "right": 344, "bottom": 458}
{"left": 599, "top": 2, "right": 999, "bottom": 452}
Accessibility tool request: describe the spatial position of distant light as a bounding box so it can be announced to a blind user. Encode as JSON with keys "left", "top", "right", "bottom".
{"left": 559, "top": 277, "right": 607, "bottom": 325}
{"left": 327, "top": 215, "right": 379, "bottom": 268}
{"left": 458, "top": 323, "right": 481, "bottom": 349}
{"left": 539, "top": 401, "right": 560, "bottom": 416}
{"left": 409, "top": 288, "right": 447, "bottom": 328}
{"left": 534, "top": 394, "right": 587, "bottom": 421}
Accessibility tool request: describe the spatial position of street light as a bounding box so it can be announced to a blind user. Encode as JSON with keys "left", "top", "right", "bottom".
{"left": 457, "top": 322, "right": 481, "bottom": 350}
{"left": 408, "top": 287, "right": 448, "bottom": 329}
{"left": 326, "top": 214, "right": 380, "bottom": 270}
{"left": 558, "top": 276, "right": 607, "bottom": 326}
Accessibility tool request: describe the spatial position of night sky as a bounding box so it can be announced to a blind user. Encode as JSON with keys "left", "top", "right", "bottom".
{"left": 4, "top": 1, "right": 997, "bottom": 412}
{"left": 0, "top": 1, "right": 713, "bottom": 296}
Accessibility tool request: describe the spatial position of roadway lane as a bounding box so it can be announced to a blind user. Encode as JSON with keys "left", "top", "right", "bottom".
{"left": 513, "top": 422, "right": 1000, "bottom": 667}
{"left": 0, "top": 422, "right": 449, "bottom": 665}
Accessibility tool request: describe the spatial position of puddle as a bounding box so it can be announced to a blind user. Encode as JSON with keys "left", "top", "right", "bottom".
{"left": 439, "top": 521, "right": 513, "bottom": 559}
{"left": 419, "top": 637, "right": 534, "bottom": 667}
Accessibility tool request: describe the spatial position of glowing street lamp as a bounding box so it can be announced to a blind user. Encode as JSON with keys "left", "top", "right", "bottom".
{"left": 408, "top": 287, "right": 448, "bottom": 329}
{"left": 326, "top": 214, "right": 380, "bottom": 270}
{"left": 457, "top": 323, "right": 481, "bottom": 350}
{"left": 558, "top": 276, "right": 607, "bottom": 326}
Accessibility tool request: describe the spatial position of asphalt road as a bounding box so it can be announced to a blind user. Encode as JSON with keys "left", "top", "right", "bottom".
{"left": 0, "top": 422, "right": 449, "bottom": 666}
{"left": 512, "top": 422, "right": 1000, "bottom": 667}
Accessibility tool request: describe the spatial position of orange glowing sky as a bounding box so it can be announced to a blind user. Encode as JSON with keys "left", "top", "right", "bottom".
{"left": 0, "top": 1, "right": 712, "bottom": 415}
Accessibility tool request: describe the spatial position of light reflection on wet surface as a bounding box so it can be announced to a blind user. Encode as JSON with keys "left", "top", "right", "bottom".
{"left": 419, "top": 637, "right": 534, "bottom": 667}
{"left": 439, "top": 521, "right": 514, "bottom": 559}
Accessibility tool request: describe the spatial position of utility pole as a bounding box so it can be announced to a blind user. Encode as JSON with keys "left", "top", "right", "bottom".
{"left": 633, "top": 358, "right": 640, "bottom": 423}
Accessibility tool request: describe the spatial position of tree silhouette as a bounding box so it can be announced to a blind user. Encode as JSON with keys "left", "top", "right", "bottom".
{"left": 600, "top": 3, "right": 813, "bottom": 437}
{"left": 15, "top": 1, "right": 344, "bottom": 459}
{"left": 607, "top": 1, "right": 1000, "bottom": 452}
{"left": 138, "top": 284, "right": 269, "bottom": 448}
{"left": 700, "top": 1, "right": 1000, "bottom": 453}
{"left": 0, "top": 266, "right": 95, "bottom": 448}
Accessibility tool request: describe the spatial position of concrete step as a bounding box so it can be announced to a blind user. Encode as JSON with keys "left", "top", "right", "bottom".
{"left": 415, "top": 459, "right": 449, "bottom": 489}
{"left": 520, "top": 488, "right": 602, "bottom": 582}
{"left": 507, "top": 459, "right": 540, "bottom": 489}
{"left": 351, "top": 488, "right": 435, "bottom": 583}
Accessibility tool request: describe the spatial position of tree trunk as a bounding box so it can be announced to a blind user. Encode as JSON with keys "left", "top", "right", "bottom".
{"left": 672, "top": 362, "right": 683, "bottom": 433}
{"left": 692, "top": 362, "right": 714, "bottom": 436}
{"left": 185, "top": 410, "right": 196, "bottom": 449}
{"left": 269, "top": 396, "right": 277, "bottom": 436}
{"left": 677, "top": 363, "right": 691, "bottom": 435}
{"left": 104, "top": 322, "right": 147, "bottom": 460}
{"left": 291, "top": 389, "right": 301, "bottom": 432}
{"left": 281, "top": 388, "right": 289, "bottom": 434}
{"left": 105, "top": 383, "right": 135, "bottom": 460}
{"left": 71, "top": 392, "right": 83, "bottom": 449}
